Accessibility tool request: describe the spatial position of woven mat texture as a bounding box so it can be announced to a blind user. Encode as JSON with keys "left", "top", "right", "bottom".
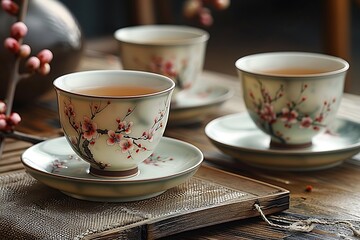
{"left": 0, "top": 171, "right": 247, "bottom": 239}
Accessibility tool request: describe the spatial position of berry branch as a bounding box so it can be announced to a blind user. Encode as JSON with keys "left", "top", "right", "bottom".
{"left": 0, "top": 0, "right": 53, "bottom": 158}
{"left": 183, "top": 0, "right": 230, "bottom": 26}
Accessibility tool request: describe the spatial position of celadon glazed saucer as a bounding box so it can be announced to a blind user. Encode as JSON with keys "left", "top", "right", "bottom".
{"left": 205, "top": 112, "right": 360, "bottom": 171}
{"left": 169, "top": 83, "right": 233, "bottom": 125}
{"left": 21, "top": 137, "right": 203, "bottom": 202}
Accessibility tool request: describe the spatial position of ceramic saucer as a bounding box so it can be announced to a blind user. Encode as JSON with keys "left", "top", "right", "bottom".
{"left": 21, "top": 137, "right": 203, "bottom": 202}
{"left": 169, "top": 83, "right": 233, "bottom": 125}
{"left": 205, "top": 112, "right": 360, "bottom": 171}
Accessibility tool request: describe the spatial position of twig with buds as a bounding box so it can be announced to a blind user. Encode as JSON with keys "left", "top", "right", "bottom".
{"left": 183, "top": 0, "right": 230, "bottom": 26}
{"left": 0, "top": 0, "right": 53, "bottom": 159}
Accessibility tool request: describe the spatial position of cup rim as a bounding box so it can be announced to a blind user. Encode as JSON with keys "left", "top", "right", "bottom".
{"left": 114, "top": 24, "right": 209, "bottom": 46}
{"left": 53, "top": 70, "right": 175, "bottom": 99}
{"left": 235, "top": 51, "right": 349, "bottom": 78}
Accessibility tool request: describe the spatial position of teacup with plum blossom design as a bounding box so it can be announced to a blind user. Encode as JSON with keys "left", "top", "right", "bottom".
{"left": 114, "top": 25, "right": 209, "bottom": 97}
{"left": 53, "top": 70, "right": 175, "bottom": 178}
{"left": 236, "top": 52, "right": 349, "bottom": 148}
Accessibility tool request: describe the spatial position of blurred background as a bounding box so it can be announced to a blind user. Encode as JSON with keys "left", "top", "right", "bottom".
{"left": 59, "top": 0, "right": 360, "bottom": 94}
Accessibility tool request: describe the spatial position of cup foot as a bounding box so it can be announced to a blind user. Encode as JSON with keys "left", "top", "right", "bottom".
{"left": 89, "top": 166, "right": 139, "bottom": 179}
{"left": 270, "top": 140, "right": 312, "bottom": 149}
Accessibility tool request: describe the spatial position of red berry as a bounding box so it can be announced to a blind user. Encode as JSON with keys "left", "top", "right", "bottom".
{"left": 0, "top": 101, "right": 6, "bottom": 114}
{"left": 183, "top": 0, "right": 202, "bottom": 18}
{"left": 10, "top": 22, "right": 28, "bottom": 39}
{"left": 26, "top": 56, "right": 41, "bottom": 71}
{"left": 4, "top": 37, "right": 19, "bottom": 53}
{"left": 0, "top": 118, "right": 6, "bottom": 130}
{"left": 9, "top": 112, "right": 21, "bottom": 125}
{"left": 305, "top": 185, "right": 313, "bottom": 192}
{"left": 212, "top": 0, "right": 230, "bottom": 10}
{"left": 1, "top": 0, "right": 19, "bottom": 15}
{"left": 198, "top": 8, "right": 213, "bottom": 26}
{"left": 19, "top": 44, "right": 31, "bottom": 58}
{"left": 37, "top": 49, "right": 53, "bottom": 64}
{"left": 38, "top": 63, "right": 51, "bottom": 75}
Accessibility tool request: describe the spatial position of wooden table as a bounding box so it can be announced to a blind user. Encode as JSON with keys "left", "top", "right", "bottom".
{"left": 1, "top": 51, "right": 360, "bottom": 239}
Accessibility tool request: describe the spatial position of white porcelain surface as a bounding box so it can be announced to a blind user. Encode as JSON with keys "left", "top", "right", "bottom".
{"left": 236, "top": 52, "right": 349, "bottom": 146}
{"left": 114, "top": 25, "right": 209, "bottom": 95}
{"left": 21, "top": 136, "right": 203, "bottom": 202}
{"left": 205, "top": 112, "right": 360, "bottom": 171}
{"left": 169, "top": 82, "right": 233, "bottom": 125}
{"left": 53, "top": 70, "right": 174, "bottom": 177}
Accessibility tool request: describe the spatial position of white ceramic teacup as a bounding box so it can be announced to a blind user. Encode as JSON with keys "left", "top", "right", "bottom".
{"left": 53, "top": 70, "right": 175, "bottom": 178}
{"left": 235, "top": 52, "right": 349, "bottom": 148}
{"left": 114, "top": 25, "right": 209, "bottom": 96}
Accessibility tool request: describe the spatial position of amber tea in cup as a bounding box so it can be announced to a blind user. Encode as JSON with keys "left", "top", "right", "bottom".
{"left": 76, "top": 86, "right": 158, "bottom": 96}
